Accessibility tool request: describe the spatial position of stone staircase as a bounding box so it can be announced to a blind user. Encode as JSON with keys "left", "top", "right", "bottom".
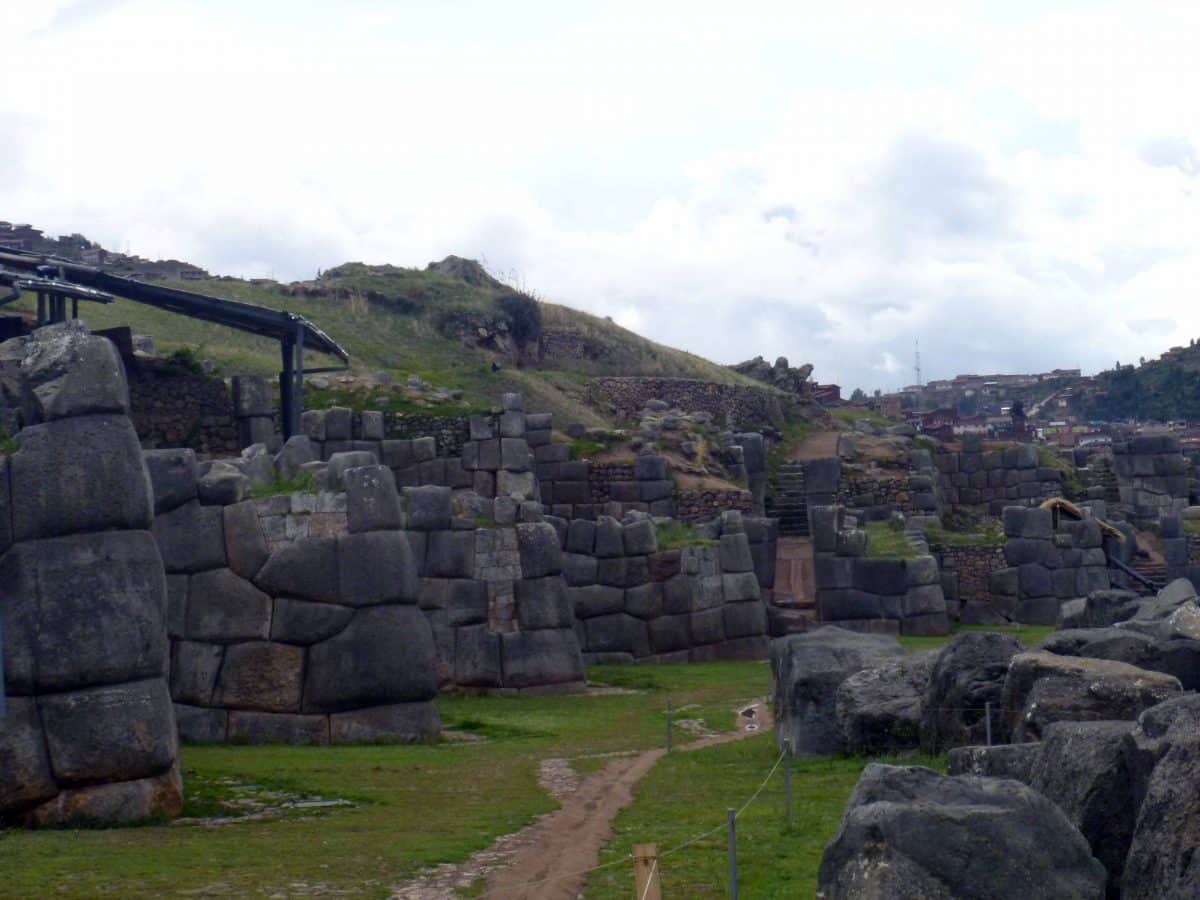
{"left": 1130, "top": 557, "right": 1168, "bottom": 592}
{"left": 767, "top": 462, "right": 809, "bottom": 537}
{"left": 1091, "top": 456, "right": 1120, "bottom": 504}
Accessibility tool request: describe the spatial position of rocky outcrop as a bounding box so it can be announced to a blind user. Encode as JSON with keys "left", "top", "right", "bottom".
{"left": 0, "top": 322, "right": 182, "bottom": 826}
{"left": 817, "top": 764, "right": 1106, "bottom": 899}
{"left": 1002, "top": 651, "right": 1181, "bottom": 742}
{"left": 771, "top": 627, "right": 905, "bottom": 755}
{"left": 729, "top": 355, "right": 814, "bottom": 397}
{"left": 921, "top": 631, "right": 1024, "bottom": 752}
{"left": 834, "top": 652, "right": 935, "bottom": 754}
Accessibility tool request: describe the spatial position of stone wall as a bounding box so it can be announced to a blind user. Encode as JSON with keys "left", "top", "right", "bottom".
{"left": 0, "top": 323, "right": 182, "bottom": 826}
{"left": 565, "top": 510, "right": 774, "bottom": 664}
{"left": 1113, "top": 436, "right": 1191, "bottom": 522}
{"left": 586, "top": 377, "right": 789, "bottom": 429}
{"left": 675, "top": 489, "right": 754, "bottom": 523}
{"left": 809, "top": 505, "right": 950, "bottom": 636}
{"left": 987, "top": 507, "right": 1112, "bottom": 625}
{"left": 128, "top": 357, "right": 241, "bottom": 456}
{"left": 934, "top": 442, "right": 1063, "bottom": 515}
{"left": 935, "top": 544, "right": 1006, "bottom": 622}
{"left": 836, "top": 466, "right": 936, "bottom": 520}
{"left": 386, "top": 413, "right": 469, "bottom": 458}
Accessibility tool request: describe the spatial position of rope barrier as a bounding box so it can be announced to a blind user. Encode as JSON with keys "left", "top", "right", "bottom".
{"left": 639, "top": 857, "right": 660, "bottom": 900}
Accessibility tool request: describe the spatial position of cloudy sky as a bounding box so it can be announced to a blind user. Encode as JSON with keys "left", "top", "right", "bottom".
{"left": 5, "top": 1, "right": 1200, "bottom": 391}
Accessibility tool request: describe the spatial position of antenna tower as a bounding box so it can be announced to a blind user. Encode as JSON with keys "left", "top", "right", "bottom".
{"left": 914, "top": 339, "right": 922, "bottom": 387}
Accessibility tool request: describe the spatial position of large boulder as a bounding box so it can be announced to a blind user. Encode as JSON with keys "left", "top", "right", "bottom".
{"left": 1042, "top": 626, "right": 1200, "bottom": 691}
{"left": 817, "top": 765, "right": 1106, "bottom": 899}
{"left": 1121, "top": 695, "right": 1200, "bottom": 899}
{"left": 1029, "top": 721, "right": 1137, "bottom": 898}
{"left": 771, "top": 627, "right": 905, "bottom": 755}
{"left": 921, "top": 631, "right": 1024, "bottom": 752}
{"left": 10, "top": 321, "right": 129, "bottom": 422}
{"left": 835, "top": 652, "right": 935, "bottom": 754}
{"left": 1003, "top": 651, "right": 1182, "bottom": 742}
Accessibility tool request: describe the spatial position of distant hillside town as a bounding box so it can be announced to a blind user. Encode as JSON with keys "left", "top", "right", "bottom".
{"left": 0, "top": 220, "right": 209, "bottom": 281}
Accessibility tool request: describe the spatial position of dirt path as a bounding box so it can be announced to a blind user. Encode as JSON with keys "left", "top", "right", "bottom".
{"left": 390, "top": 700, "right": 771, "bottom": 900}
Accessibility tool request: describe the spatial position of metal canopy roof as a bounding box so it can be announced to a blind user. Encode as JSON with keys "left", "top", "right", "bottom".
{"left": 0, "top": 248, "right": 349, "bottom": 362}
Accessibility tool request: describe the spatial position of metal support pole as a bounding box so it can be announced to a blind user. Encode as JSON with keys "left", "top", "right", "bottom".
{"left": 784, "top": 739, "right": 793, "bottom": 827}
{"left": 727, "top": 808, "right": 738, "bottom": 899}
{"left": 36, "top": 291, "right": 45, "bottom": 326}
{"left": 72, "top": 297, "right": 78, "bottom": 319}
{"left": 985, "top": 702, "right": 993, "bottom": 747}
{"left": 280, "top": 336, "right": 296, "bottom": 440}
{"left": 666, "top": 700, "right": 672, "bottom": 753}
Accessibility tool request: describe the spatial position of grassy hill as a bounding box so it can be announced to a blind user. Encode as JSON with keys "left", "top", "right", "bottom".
{"left": 10, "top": 259, "right": 767, "bottom": 428}
{"left": 1072, "top": 342, "right": 1200, "bottom": 422}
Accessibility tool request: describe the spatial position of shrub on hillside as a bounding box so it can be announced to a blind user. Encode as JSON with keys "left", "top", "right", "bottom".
{"left": 497, "top": 292, "right": 542, "bottom": 345}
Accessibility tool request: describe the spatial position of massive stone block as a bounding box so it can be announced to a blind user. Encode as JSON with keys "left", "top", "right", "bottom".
{"left": 143, "top": 448, "right": 199, "bottom": 514}
{"left": 517, "top": 522, "right": 562, "bottom": 578}
{"left": 424, "top": 530, "right": 476, "bottom": 579}
{"left": 254, "top": 536, "right": 340, "bottom": 603}
{"left": 222, "top": 500, "right": 270, "bottom": 580}
{"left": 329, "top": 703, "right": 441, "bottom": 743}
{"left": 21, "top": 766, "right": 183, "bottom": 828}
{"left": 11, "top": 414, "right": 152, "bottom": 541}
{"left": 186, "top": 568, "right": 272, "bottom": 642}
{"left": 499, "top": 629, "right": 585, "bottom": 688}
{"left": 515, "top": 575, "right": 573, "bottom": 630}
{"left": 152, "top": 499, "right": 226, "bottom": 574}
{"left": 817, "top": 765, "right": 1105, "bottom": 899}
{"left": 214, "top": 642, "right": 305, "bottom": 713}
{"left": 303, "top": 606, "right": 438, "bottom": 712}
{"left": 835, "top": 653, "right": 935, "bottom": 755}
{"left": 169, "top": 641, "right": 224, "bottom": 707}
{"left": 15, "top": 322, "right": 130, "bottom": 422}
{"left": 0, "top": 698, "right": 58, "bottom": 816}
{"left": 345, "top": 465, "right": 403, "bottom": 533}
{"left": 771, "top": 627, "right": 905, "bottom": 755}
{"left": 0, "top": 531, "right": 168, "bottom": 693}
{"left": 337, "top": 531, "right": 420, "bottom": 605}
{"left": 454, "top": 624, "right": 502, "bottom": 687}
{"left": 38, "top": 678, "right": 177, "bottom": 786}
{"left": 921, "top": 631, "right": 1024, "bottom": 752}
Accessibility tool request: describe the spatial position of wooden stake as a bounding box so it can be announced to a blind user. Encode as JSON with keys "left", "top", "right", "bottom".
{"left": 633, "top": 843, "right": 662, "bottom": 900}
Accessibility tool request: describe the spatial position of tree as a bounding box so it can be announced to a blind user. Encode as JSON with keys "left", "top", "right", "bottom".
{"left": 850, "top": 388, "right": 868, "bottom": 402}
{"left": 1011, "top": 399, "right": 1026, "bottom": 419}
{"left": 873, "top": 389, "right": 882, "bottom": 398}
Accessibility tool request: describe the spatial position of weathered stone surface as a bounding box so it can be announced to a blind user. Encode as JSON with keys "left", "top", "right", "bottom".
{"left": 254, "top": 536, "right": 340, "bottom": 603}
{"left": 170, "top": 641, "right": 224, "bottom": 707}
{"left": 214, "top": 642, "right": 305, "bottom": 713}
{"left": 517, "top": 522, "right": 562, "bottom": 578}
{"left": 12, "top": 414, "right": 152, "bottom": 540}
{"left": 153, "top": 499, "right": 226, "bottom": 573}
{"left": 594, "top": 516, "right": 624, "bottom": 557}
{"left": 186, "top": 568, "right": 272, "bottom": 642}
{"left": 329, "top": 702, "right": 441, "bottom": 743}
{"left": 562, "top": 552, "right": 598, "bottom": 587}
{"left": 817, "top": 765, "right": 1106, "bottom": 900}
{"left": 326, "top": 450, "right": 377, "bottom": 489}
{"left": 345, "top": 465, "right": 403, "bottom": 533}
{"left": 1041, "top": 627, "right": 1159, "bottom": 668}
{"left": 625, "top": 582, "right": 664, "bottom": 620}
{"left": 1003, "top": 651, "right": 1182, "bottom": 741}
{"left": 424, "top": 530, "right": 476, "bottom": 579}
{"left": 39, "top": 678, "right": 177, "bottom": 786}
{"left": 946, "top": 743, "right": 1040, "bottom": 782}
{"left": 921, "top": 631, "right": 1024, "bottom": 752}
{"left": 173, "top": 704, "right": 228, "bottom": 743}
{"left": 723, "top": 600, "right": 767, "bottom": 639}
{"left": 649, "top": 614, "right": 691, "bottom": 653}
{"left": 1121, "top": 695, "right": 1200, "bottom": 900}
{"left": 771, "top": 626, "right": 905, "bottom": 755}
{"left": 571, "top": 584, "right": 625, "bottom": 618}
{"left": 1030, "top": 720, "right": 1136, "bottom": 896}
{"left": 304, "top": 606, "right": 438, "bottom": 712}
{"left": 835, "top": 652, "right": 935, "bottom": 755}
{"left": 197, "top": 461, "right": 250, "bottom": 506}
{"left": 219, "top": 502, "right": 268, "bottom": 582}
{"left": 21, "top": 766, "right": 183, "bottom": 828}
{"left": 0, "top": 531, "right": 168, "bottom": 692}
{"left": 690, "top": 607, "right": 726, "bottom": 645}
{"left": 337, "top": 531, "right": 420, "bottom": 605}
{"left": 15, "top": 323, "right": 130, "bottom": 421}
{"left": 623, "top": 519, "right": 658, "bottom": 556}
{"left": 273, "top": 435, "right": 318, "bottom": 478}
{"left": 454, "top": 624, "right": 502, "bottom": 687}
{"left": 515, "top": 575, "right": 573, "bottom": 630}
{"left": 0, "top": 697, "right": 58, "bottom": 816}
{"left": 226, "top": 711, "right": 328, "bottom": 744}
{"left": 500, "top": 628, "right": 585, "bottom": 688}
{"left": 853, "top": 558, "right": 907, "bottom": 595}
{"left": 585, "top": 613, "right": 650, "bottom": 657}
{"left": 144, "top": 448, "right": 199, "bottom": 514}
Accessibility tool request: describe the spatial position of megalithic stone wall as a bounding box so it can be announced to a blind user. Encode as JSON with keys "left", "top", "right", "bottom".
{"left": 1112, "top": 435, "right": 1191, "bottom": 523}
{"left": 148, "top": 455, "right": 442, "bottom": 744}
{"left": 0, "top": 322, "right": 182, "bottom": 826}
{"left": 810, "top": 505, "right": 950, "bottom": 637}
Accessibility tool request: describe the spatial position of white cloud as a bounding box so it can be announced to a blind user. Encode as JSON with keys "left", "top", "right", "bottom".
{"left": 4, "top": 0, "right": 1200, "bottom": 391}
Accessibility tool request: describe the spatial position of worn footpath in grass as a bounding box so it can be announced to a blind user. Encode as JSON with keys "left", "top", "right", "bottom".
{"left": 0, "top": 662, "right": 770, "bottom": 899}
{"left": 583, "top": 734, "right": 945, "bottom": 899}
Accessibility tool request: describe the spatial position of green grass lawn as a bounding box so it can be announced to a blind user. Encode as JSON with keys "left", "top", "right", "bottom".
{"left": 584, "top": 735, "right": 944, "bottom": 898}
{"left": 0, "top": 662, "right": 771, "bottom": 899}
